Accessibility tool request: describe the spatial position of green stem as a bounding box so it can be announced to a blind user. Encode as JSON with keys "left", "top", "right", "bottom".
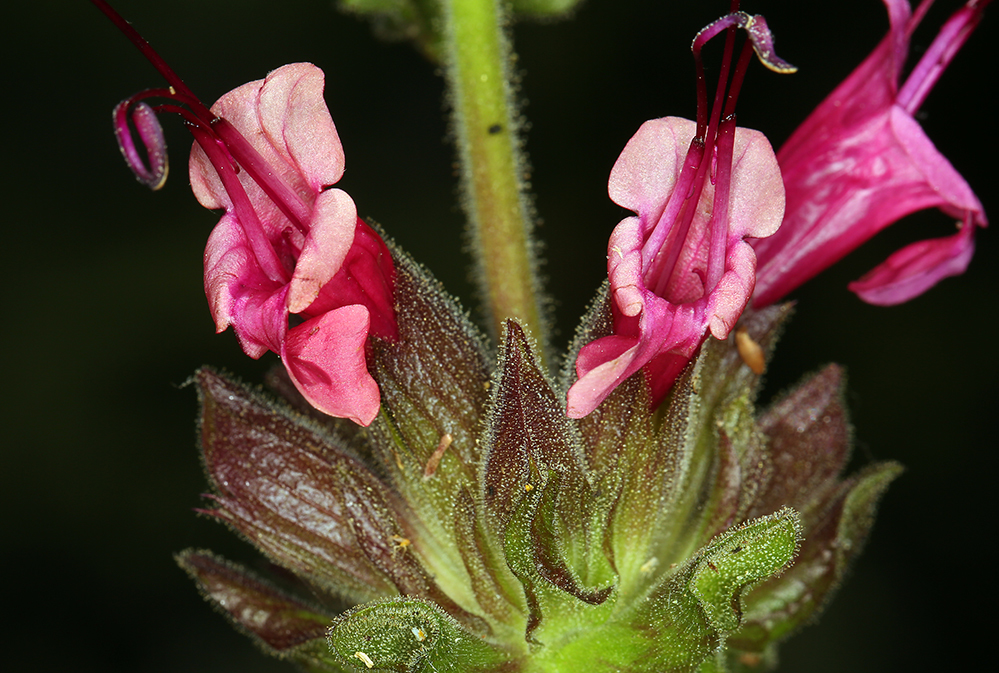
{"left": 441, "top": 0, "right": 549, "bottom": 359}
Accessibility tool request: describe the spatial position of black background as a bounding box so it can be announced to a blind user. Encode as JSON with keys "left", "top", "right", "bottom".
{"left": 2, "top": 1, "right": 996, "bottom": 671}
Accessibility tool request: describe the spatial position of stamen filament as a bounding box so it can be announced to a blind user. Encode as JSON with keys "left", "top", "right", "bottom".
{"left": 647, "top": 22, "right": 739, "bottom": 297}
{"left": 212, "top": 120, "right": 313, "bottom": 235}
{"left": 187, "top": 124, "right": 290, "bottom": 284}
{"left": 646, "top": 11, "right": 795, "bottom": 300}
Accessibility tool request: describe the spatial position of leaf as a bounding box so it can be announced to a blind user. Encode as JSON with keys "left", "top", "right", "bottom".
{"left": 688, "top": 508, "right": 802, "bottom": 636}
{"left": 368, "top": 246, "right": 492, "bottom": 491}
{"left": 629, "top": 509, "right": 802, "bottom": 672}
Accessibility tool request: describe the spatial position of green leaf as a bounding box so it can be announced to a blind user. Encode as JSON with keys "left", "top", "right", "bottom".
{"left": 368, "top": 245, "right": 492, "bottom": 495}
{"left": 326, "top": 597, "right": 512, "bottom": 672}
{"left": 689, "top": 508, "right": 802, "bottom": 635}
{"left": 620, "top": 508, "right": 802, "bottom": 672}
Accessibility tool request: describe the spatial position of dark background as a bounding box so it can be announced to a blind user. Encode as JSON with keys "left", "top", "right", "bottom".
{"left": 3, "top": 0, "right": 995, "bottom": 671}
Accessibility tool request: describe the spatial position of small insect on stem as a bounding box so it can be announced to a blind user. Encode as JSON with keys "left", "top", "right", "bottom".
{"left": 390, "top": 534, "right": 411, "bottom": 556}
{"left": 735, "top": 325, "right": 766, "bottom": 375}
{"left": 423, "top": 433, "right": 453, "bottom": 480}
{"left": 354, "top": 651, "right": 375, "bottom": 668}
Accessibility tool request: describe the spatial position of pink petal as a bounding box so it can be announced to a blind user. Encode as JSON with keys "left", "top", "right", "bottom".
{"left": 706, "top": 239, "right": 759, "bottom": 338}
{"left": 189, "top": 64, "right": 343, "bottom": 238}
{"left": 753, "top": 105, "right": 985, "bottom": 306}
{"left": 848, "top": 222, "right": 976, "bottom": 305}
{"left": 727, "top": 126, "right": 785, "bottom": 240}
{"left": 287, "top": 188, "right": 357, "bottom": 314}
{"left": 608, "top": 119, "right": 687, "bottom": 218}
{"left": 567, "top": 334, "right": 641, "bottom": 419}
{"left": 203, "top": 213, "right": 287, "bottom": 358}
{"left": 256, "top": 63, "right": 345, "bottom": 191}
{"left": 608, "top": 118, "right": 783, "bottom": 241}
{"left": 281, "top": 305, "right": 379, "bottom": 426}
{"left": 752, "top": 0, "right": 987, "bottom": 307}
{"left": 607, "top": 217, "right": 645, "bottom": 318}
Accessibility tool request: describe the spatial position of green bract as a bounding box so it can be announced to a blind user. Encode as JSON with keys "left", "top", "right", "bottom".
{"left": 180, "top": 246, "right": 899, "bottom": 672}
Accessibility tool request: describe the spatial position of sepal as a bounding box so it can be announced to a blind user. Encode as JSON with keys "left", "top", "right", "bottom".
{"left": 195, "top": 367, "right": 476, "bottom": 626}
{"left": 482, "top": 321, "right": 591, "bottom": 545}
{"left": 176, "top": 549, "right": 331, "bottom": 650}
{"left": 326, "top": 597, "right": 510, "bottom": 672}
{"left": 366, "top": 244, "right": 495, "bottom": 611}
{"left": 730, "top": 461, "right": 902, "bottom": 651}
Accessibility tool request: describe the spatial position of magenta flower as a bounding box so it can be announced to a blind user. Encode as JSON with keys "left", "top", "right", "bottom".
{"left": 102, "top": 0, "right": 396, "bottom": 425}
{"left": 566, "top": 13, "right": 790, "bottom": 419}
{"left": 751, "top": 0, "right": 989, "bottom": 307}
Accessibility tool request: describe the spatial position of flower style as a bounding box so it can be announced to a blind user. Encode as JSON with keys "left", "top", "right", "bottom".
{"left": 751, "top": 0, "right": 989, "bottom": 307}
{"left": 566, "top": 13, "right": 789, "bottom": 419}
{"left": 101, "top": 0, "right": 396, "bottom": 425}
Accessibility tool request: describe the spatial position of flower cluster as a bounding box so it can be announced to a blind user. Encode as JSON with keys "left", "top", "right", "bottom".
{"left": 95, "top": 0, "right": 989, "bottom": 671}
{"left": 566, "top": 12, "right": 791, "bottom": 418}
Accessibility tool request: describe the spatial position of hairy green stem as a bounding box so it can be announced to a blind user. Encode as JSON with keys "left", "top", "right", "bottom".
{"left": 441, "top": 0, "right": 549, "bottom": 359}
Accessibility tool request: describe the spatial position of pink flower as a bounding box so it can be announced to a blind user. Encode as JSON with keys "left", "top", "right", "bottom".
{"left": 751, "top": 0, "right": 989, "bottom": 307}
{"left": 566, "top": 13, "right": 789, "bottom": 419}
{"left": 104, "top": 0, "right": 398, "bottom": 426}
{"left": 192, "top": 64, "right": 397, "bottom": 426}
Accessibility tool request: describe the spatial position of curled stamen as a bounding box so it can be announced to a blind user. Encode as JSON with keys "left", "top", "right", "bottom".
{"left": 693, "top": 11, "right": 797, "bottom": 74}
{"left": 114, "top": 101, "right": 168, "bottom": 190}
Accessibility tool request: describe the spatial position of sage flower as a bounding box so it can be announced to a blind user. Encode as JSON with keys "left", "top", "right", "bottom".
{"left": 107, "top": 16, "right": 397, "bottom": 425}
{"left": 567, "top": 13, "right": 790, "bottom": 418}
{"left": 752, "top": 0, "right": 989, "bottom": 306}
